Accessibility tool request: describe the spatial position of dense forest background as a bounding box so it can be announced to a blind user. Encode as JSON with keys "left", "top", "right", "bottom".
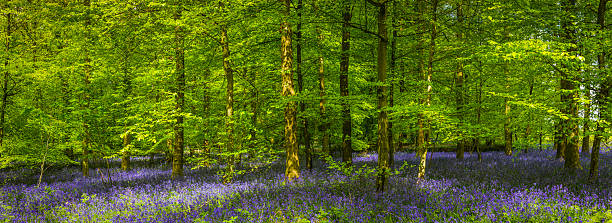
{"left": 1, "top": 0, "right": 610, "bottom": 188}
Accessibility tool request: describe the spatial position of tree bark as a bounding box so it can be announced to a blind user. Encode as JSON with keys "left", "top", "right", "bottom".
{"left": 121, "top": 133, "right": 131, "bottom": 171}
{"left": 295, "top": 0, "right": 312, "bottom": 171}
{"left": 340, "top": 0, "right": 353, "bottom": 165}
{"left": 281, "top": 0, "right": 299, "bottom": 181}
{"left": 503, "top": 63, "right": 512, "bottom": 156}
{"left": 525, "top": 79, "right": 534, "bottom": 153}
{"left": 315, "top": 11, "right": 330, "bottom": 156}
{"left": 590, "top": 0, "right": 608, "bottom": 182}
{"left": 81, "top": 0, "right": 92, "bottom": 177}
{"left": 388, "top": 0, "right": 399, "bottom": 171}
{"left": 554, "top": 119, "right": 565, "bottom": 159}
{"left": 581, "top": 88, "right": 591, "bottom": 155}
{"left": 561, "top": 0, "right": 581, "bottom": 173}
{"left": 417, "top": 0, "right": 437, "bottom": 180}
{"left": 455, "top": 0, "right": 465, "bottom": 160}
{"left": 372, "top": 0, "right": 389, "bottom": 193}
{"left": 172, "top": 5, "right": 185, "bottom": 179}
{"left": 0, "top": 12, "right": 11, "bottom": 148}
{"left": 220, "top": 5, "right": 235, "bottom": 182}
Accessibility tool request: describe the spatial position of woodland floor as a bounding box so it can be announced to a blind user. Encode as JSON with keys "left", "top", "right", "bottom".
{"left": 1, "top": 150, "right": 611, "bottom": 222}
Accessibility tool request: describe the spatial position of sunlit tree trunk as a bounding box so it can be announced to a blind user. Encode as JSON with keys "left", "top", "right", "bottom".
{"left": 172, "top": 4, "right": 185, "bottom": 179}
{"left": 281, "top": 0, "right": 299, "bottom": 181}
{"left": 416, "top": 0, "right": 437, "bottom": 180}
{"left": 340, "top": 0, "right": 353, "bottom": 165}
{"left": 590, "top": 0, "right": 608, "bottom": 182}
{"left": 220, "top": 4, "right": 234, "bottom": 182}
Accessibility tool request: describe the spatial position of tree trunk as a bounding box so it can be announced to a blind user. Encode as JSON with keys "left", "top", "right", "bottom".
{"left": 455, "top": 0, "right": 465, "bottom": 160}
{"left": 316, "top": 15, "right": 330, "bottom": 156}
{"left": 525, "top": 80, "right": 534, "bottom": 153}
{"left": 554, "top": 120, "right": 565, "bottom": 159}
{"left": 281, "top": 0, "right": 299, "bottom": 181}
{"left": 121, "top": 133, "right": 131, "bottom": 171}
{"left": 0, "top": 12, "right": 11, "bottom": 148}
{"left": 388, "top": 0, "right": 399, "bottom": 171}
{"left": 296, "top": 0, "right": 312, "bottom": 171}
{"left": 590, "top": 0, "right": 608, "bottom": 182}
{"left": 340, "top": 0, "right": 353, "bottom": 165}
{"left": 220, "top": 8, "right": 235, "bottom": 182}
{"left": 372, "top": 0, "right": 389, "bottom": 193}
{"left": 81, "top": 0, "right": 92, "bottom": 177}
{"left": 581, "top": 88, "right": 591, "bottom": 155}
{"left": 417, "top": 0, "right": 437, "bottom": 180}
{"left": 476, "top": 64, "right": 483, "bottom": 161}
{"left": 504, "top": 68, "right": 512, "bottom": 156}
{"left": 561, "top": 0, "right": 581, "bottom": 173}
{"left": 172, "top": 5, "right": 185, "bottom": 179}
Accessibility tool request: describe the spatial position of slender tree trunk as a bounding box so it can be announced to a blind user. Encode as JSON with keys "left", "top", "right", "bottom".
{"left": 340, "top": 0, "right": 353, "bottom": 165}
{"left": 590, "top": 0, "right": 608, "bottom": 182}
{"left": 220, "top": 9, "right": 235, "bottom": 182}
{"left": 172, "top": 5, "right": 185, "bottom": 179}
{"left": 316, "top": 17, "right": 330, "bottom": 156}
{"left": 121, "top": 53, "right": 132, "bottom": 171}
{"left": 455, "top": 0, "right": 465, "bottom": 160}
{"left": 281, "top": 0, "right": 299, "bottom": 181}
{"left": 476, "top": 65, "right": 483, "bottom": 161}
{"left": 388, "top": 1, "right": 399, "bottom": 171}
{"left": 295, "top": 0, "right": 312, "bottom": 171}
{"left": 372, "top": 0, "right": 389, "bottom": 193}
{"left": 121, "top": 133, "right": 131, "bottom": 171}
{"left": 417, "top": 0, "right": 437, "bottom": 180}
{"left": 503, "top": 64, "right": 512, "bottom": 156}
{"left": 561, "top": 0, "right": 581, "bottom": 173}
{"left": 81, "top": 0, "right": 92, "bottom": 177}
{"left": 524, "top": 80, "right": 534, "bottom": 153}
{"left": 0, "top": 12, "right": 11, "bottom": 148}
{"left": 581, "top": 88, "right": 591, "bottom": 155}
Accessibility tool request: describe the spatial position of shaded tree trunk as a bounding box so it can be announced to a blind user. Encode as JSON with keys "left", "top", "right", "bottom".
{"left": 590, "top": 0, "right": 608, "bottom": 182}
{"left": 340, "top": 0, "right": 353, "bottom": 165}
{"left": 0, "top": 12, "right": 11, "bottom": 148}
{"left": 315, "top": 15, "right": 330, "bottom": 156}
{"left": 172, "top": 5, "right": 185, "bottom": 179}
{"left": 503, "top": 66, "right": 512, "bottom": 156}
{"left": 524, "top": 79, "right": 534, "bottom": 153}
{"left": 281, "top": 0, "right": 299, "bottom": 181}
{"left": 581, "top": 88, "right": 591, "bottom": 155}
{"left": 561, "top": 0, "right": 581, "bottom": 173}
{"left": 121, "top": 133, "right": 131, "bottom": 171}
{"left": 220, "top": 8, "right": 235, "bottom": 182}
{"left": 455, "top": 0, "right": 465, "bottom": 160}
{"left": 554, "top": 120, "right": 565, "bottom": 159}
{"left": 81, "top": 0, "right": 92, "bottom": 177}
{"left": 296, "top": 0, "right": 312, "bottom": 171}
{"left": 369, "top": 0, "right": 389, "bottom": 193}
